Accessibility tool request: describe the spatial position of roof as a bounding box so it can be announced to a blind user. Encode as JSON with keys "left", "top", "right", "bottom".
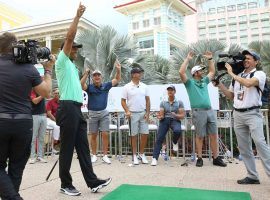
{"left": 114, "top": 0, "right": 196, "bottom": 15}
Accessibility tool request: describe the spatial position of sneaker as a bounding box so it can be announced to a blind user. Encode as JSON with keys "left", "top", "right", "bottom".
{"left": 151, "top": 158, "right": 157, "bottom": 166}
{"left": 133, "top": 155, "right": 139, "bottom": 165}
{"left": 138, "top": 153, "right": 148, "bottom": 164}
{"left": 37, "top": 157, "right": 47, "bottom": 163}
{"left": 173, "top": 143, "right": 179, "bottom": 152}
{"left": 213, "top": 156, "right": 227, "bottom": 167}
{"left": 91, "top": 178, "right": 112, "bottom": 193}
{"left": 237, "top": 177, "right": 260, "bottom": 184}
{"left": 60, "top": 187, "right": 81, "bottom": 196}
{"left": 91, "top": 155, "right": 98, "bottom": 163}
{"left": 196, "top": 157, "right": 203, "bottom": 167}
{"left": 102, "top": 155, "right": 111, "bottom": 164}
{"left": 29, "top": 158, "right": 36, "bottom": 164}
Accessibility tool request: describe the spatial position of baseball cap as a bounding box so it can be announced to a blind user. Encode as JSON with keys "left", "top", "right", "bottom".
{"left": 167, "top": 85, "right": 175, "bottom": 91}
{"left": 242, "top": 50, "right": 260, "bottom": 61}
{"left": 131, "top": 67, "right": 144, "bottom": 74}
{"left": 92, "top": 70, "right": 102, "bottom": 75}
{"left": 191, "top": 65, "right": 206, "bottom": 75}
{"left": 60, "top": 41, "right": 83, "bottom": 50}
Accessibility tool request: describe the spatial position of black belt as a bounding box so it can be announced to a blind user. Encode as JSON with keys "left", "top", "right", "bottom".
{"left": 0, "top": 113, "right": 32, "bottom": 120}
{"left": 192, "top": 108, "right": 211, "bottom": 111}
{"left": 234, "top": 106, "right": 260, "bottom": 112}
{"left": 60, "top": 100, "right": 82, "bottom": 106}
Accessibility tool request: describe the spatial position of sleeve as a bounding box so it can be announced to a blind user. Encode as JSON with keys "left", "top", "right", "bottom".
{"left": 184, "top": 79, "right": 191, "bottom": 87}
{"left": 30, "top": 65, "right": 42, "bottom": 87}
{"left": 104, "top": 82, "right": 113, "bottom": 91}
{"left": 122, "top": 85, "right": 128, "bottom": 99}
{"left": 160, "top": 101, "right": 164, "bottom": 109}
{"left": 204, "top": 76, "right": 210, "bottom": 84}
{"left": 178, "top": 100, "right": 184, "bottom": 109}
{"left": 254, "top": 71, "right": 266, "bottom": 91}
{"left": 55, "top": 51, "right": 69, "bottom": 72}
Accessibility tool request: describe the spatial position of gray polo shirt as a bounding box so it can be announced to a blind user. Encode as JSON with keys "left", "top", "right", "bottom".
{"left": 160, "top": 99, "right": 184, "bottom": 118}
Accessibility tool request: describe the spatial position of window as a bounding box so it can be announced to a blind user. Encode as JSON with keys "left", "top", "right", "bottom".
{"left": 209, "top": 33, "right": 217, "bottom": 38}
{"left": 219, "top": 38, "right": 227, "bottom": 44}
{"left": 251, "top": 34, "right": 259, "bottom": 40}
{"left": 240, "top": 30, "right": 247, "bottom": 36}
{"left": 230, "top": 37, "right": 237, "bottom": 44}
{"left": 208, "top": 8, "right": 216, "bottom": 14}
{"left": 209, "top": 27, "right": 216, "bottom": 33}
{"left": 237, "top": 3, "right": 246, "bottom": 10}
{"left": 218, "top": 25, "right": 226, "bottom": 32}
{"left": 198, "top": 21, "right": 206, "bottom": 27}
{"left": 154, "top": 17, "right": 161, "bottom": 25}
{"left": 230, "top": 30, "right": 237, "bottom": 35}
{"left": 261, "top": 12, "right": 270, "bottom": 19}
{"left": 217, "top": 7, "right": 225, "bottom": 13}
{"left": 139, "top": 40, "right": 154, "bottom": 49}
{"left": 228, "top": 17, "right": 236, "bottom": 24}
{"left": 248, "top": 2, "right": 257, "bottom": 8}
{"left": 132, "top": 22, "right": 139, "bottom": 30}
{"left": 261, "top": 19, "right": 270, "bottom": 27}
{"left": 227, "top": 5, "right": 236, "bottom": 12}
{"left": 199, "top": 28, "right": 206, "bottom": 34}
{"left": 251, "top": 28, "right": 259, "bottom": 33}
{"left": 249, "top": 14, "right": 258, "bottom": 21}
{"left": 240, "top": 36, "right": 248, "bottom": 44}
{"left": 262, "top": 27, "right": 270, "bottom": 33}
{"left": 208, "top": 19, "right": 216, "bottom": 26}
{"left": 139, "top": 49, "right": 154, "bottom": 56}
{"left": 199, "top": 34, "right": 206, "bottom": 40}
{"left": 239, "top": 15, "right": 247, "bottom": 22}
{"left": 218, "top": 18, "right": 225, "bottom": 25}
{"left": 229, "top": 24, "right": 237, "bottom": 30}
{"left": 143, "top": 20, "right": 150, "bottom": 28}
{"left": 239, "top": 23, "right": 247, "bottom": 30}
{"left": 262, "top": 34, "right": 270, "bottom": 40}
{"left": 219, "top": 32, "right": 226, "bottom": 37}
{"left": 170, "top": 44, "right": 179, "bottom": 55}
{"left": 250, "top": 21, "right": 259, "bottom": 29}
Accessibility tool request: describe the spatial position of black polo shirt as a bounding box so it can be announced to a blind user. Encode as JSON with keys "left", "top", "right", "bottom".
{"left": 0, "top": 54, "right": 42, "bottom": 114}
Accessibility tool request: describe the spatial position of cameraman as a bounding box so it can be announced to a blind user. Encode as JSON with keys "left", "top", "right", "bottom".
{"left": 0, "top": 32, "right": 54, "bottom": 200}
{"left": 216, "top": 50, "right": 270, "bottom": 184}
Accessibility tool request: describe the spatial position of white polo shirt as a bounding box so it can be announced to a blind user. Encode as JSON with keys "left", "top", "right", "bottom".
{"left": 229, "top": 69, "right": 266, "bottom": 109}
{"left": 122, "top": 81, "right": 149, "bottom": 112}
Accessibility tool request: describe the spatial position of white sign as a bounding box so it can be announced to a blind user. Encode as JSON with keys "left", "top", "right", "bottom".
{"left": 106, "top": 83, "right": 219, "bottom": 112}
{"left": 81, "top": 91, "right": 88, "bottom": 113}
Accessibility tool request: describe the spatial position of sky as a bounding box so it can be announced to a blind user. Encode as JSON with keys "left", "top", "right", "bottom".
{"left": 3, "top": 0, "right": 128, "bottom": 34}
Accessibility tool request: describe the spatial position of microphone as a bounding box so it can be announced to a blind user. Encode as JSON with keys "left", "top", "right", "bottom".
{"left": 218, "top": 53, "right": 230, "bottom": 58}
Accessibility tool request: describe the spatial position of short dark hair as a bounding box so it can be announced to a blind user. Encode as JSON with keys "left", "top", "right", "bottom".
{"left": 0, "top": 32, "right": 17, "bottom": 54}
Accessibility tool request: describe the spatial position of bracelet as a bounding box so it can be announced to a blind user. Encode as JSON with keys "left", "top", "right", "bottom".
{"left": 44, "top": 70, "right": 52, "bottom": 76}
{"left": 208, "top": 58, "right": 213, "bottom": 60}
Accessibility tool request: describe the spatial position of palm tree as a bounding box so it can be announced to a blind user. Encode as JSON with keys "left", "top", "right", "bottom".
{"left": 76, "top": 25, "right": 137, "bottom": 84}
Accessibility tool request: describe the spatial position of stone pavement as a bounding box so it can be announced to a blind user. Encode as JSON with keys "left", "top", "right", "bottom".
{"left": 19, "top": 155, "right": 270, "bottom": 200}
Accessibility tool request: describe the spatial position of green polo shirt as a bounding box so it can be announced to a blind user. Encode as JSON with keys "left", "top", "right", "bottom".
{"left": 55, "top": 51, "right": 83, "bottom": 103}
{"left": 184, "top": 76, "right": 211, "bottom": 109}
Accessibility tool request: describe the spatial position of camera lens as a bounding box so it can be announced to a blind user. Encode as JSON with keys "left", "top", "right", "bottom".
{"left": 36, "top": 47, "right": 51, "bottom": 59}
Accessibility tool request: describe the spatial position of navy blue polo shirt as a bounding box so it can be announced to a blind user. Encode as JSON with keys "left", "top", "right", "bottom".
{"left": 87, "top": 82, "right": 113, "bottom": 111}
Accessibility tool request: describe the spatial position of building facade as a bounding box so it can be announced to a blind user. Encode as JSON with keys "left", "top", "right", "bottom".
{"left": 114, "top": 0, "right": 196, "bottom": 58}
{"left": 195, "top": 0, "right": 270, "bottom": 47}
{"left": 0, "top": 2, "right": 31, "bottom": 31}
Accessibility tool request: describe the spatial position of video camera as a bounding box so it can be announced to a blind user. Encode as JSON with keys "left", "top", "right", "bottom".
{"left": 217, "top": 52, "right": 245, "bottom": 75}
{"left": 12, "top": 40, "right": 51, "bottom": 64}
{"left": 213, "top": 53, "right": 246, "bottom": 85}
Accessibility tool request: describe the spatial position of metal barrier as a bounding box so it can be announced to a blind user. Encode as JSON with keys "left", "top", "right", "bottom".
{"left": 87, "top": 109, "right": 270, "bottom": 159}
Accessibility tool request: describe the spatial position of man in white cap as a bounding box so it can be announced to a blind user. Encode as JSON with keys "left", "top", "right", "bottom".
{"left": 179, "top": 51, "right": 226, "bottom": 167}
{"left": 81, "top": 61, "right": 121, "bottom": 164}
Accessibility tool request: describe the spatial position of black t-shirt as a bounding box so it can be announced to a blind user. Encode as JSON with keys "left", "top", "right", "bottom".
{"left": 0, "top": 54, "right": 42, "bottom": 114}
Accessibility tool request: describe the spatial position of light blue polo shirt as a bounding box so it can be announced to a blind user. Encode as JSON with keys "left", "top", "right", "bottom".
{"left": 55, "top": 51, "right": 83, "bottom": 103}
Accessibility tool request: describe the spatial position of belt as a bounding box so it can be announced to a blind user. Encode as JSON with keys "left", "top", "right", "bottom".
{"left": 234, "top": 106, "right": 260, "bottom": 112}
{"left": 192, "top": 108, "right": 211, "bottom": 111}
{"left": 60, "top": 100, "right": 82, "bottom": 106}
{"left": 0, "top": 113, "right": 32, "bottom": 120}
